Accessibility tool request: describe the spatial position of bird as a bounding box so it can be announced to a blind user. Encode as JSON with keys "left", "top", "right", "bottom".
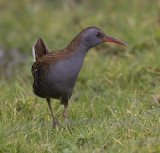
{"left": 31, "top": 26, "right": 128, "bottom": 128}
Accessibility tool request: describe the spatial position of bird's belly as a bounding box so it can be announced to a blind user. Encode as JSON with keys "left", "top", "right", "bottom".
{"left": 40, "top": 58, "right": 83, "bottom": 99}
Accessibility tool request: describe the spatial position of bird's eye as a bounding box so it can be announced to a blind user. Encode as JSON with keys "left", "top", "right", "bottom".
{"left": 96, "top": 32, "right": 101, "bottom": 37}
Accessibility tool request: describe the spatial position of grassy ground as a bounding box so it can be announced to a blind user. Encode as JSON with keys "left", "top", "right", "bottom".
{"left": 0, "top": 0, "right": 160, "bottom": 152}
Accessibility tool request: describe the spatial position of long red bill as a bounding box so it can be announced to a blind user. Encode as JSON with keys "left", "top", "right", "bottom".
{"left": 104, "top": 35, "right": 128, "bottom": 46}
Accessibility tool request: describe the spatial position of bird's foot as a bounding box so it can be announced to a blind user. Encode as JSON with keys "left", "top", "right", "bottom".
{"left": 53, "top": 119, "right": 59, "bottom": 128}
{"left": 64, "top": 118, "right": 68, "bottom": 124}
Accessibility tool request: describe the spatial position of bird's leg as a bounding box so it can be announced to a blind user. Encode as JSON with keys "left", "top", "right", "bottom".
{"left": 63, "top": 104, "right": 68, "bottom": 124}
{"left": 47, "top": 98, "right": 58, "bottom": 128}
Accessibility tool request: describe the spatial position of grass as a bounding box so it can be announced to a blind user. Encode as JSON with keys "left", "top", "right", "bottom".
{"left": 0, "top": 0, "right": 160, "bottom": 152}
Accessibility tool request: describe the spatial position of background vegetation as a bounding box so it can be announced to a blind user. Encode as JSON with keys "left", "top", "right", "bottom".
{"left": 0, "top": 0, "right": 160, "bottom": 152}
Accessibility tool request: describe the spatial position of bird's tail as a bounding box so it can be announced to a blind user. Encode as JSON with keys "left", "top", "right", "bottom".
{"left": 32, "top": 38, "right": 49, "bottom": 61}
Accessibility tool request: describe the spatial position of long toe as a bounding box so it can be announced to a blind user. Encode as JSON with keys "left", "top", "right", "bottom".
{"left": 53, "top": 119, "right": 59, "bottom": 128}
{"left": 64, "top": 118, "right": 68, "bottom": 124}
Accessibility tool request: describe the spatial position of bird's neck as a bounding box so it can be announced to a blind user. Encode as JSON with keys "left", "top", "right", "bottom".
{"left": 66, "top": 36, "right": 91, "bottom": 56}
{"left": 62, "top": 37, "right": 91, "bottom": 71}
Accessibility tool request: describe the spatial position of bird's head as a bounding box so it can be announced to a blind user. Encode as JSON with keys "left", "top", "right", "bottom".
{"left": 81, "top": 27, "right": 128, "bottom": 48}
